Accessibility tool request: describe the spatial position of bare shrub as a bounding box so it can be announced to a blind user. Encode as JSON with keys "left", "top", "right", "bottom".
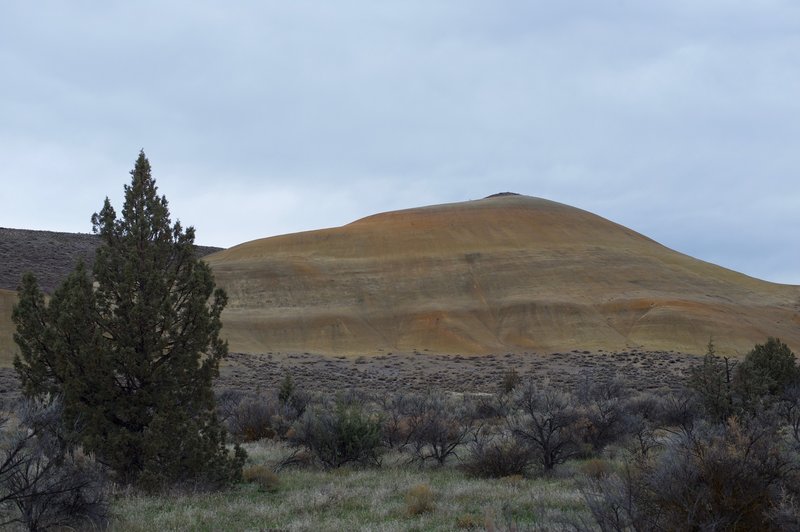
{"left": 462, "top": 427, "right": 532, "bottom": 478}
{"left": 776, "top": 383, "right": 800, "bottom": 448}
{"left": 215, "top": 388, "right": 245, "bottom": 424}
{"left": 274, "top": 448, "right": 315, "bottom": 472}
{"left": 657, "top": 390, "right": 699, "bottom": 437}
{"left": 227, "top": 395, "right": 281, "bottom": 442}
{"left": 767, "top": 491, "right": 800, "bottom": 531}
{"left": 473, "top": 392, "right": 514, "bottom": 421}
{"left": 0, "top": 400, "right": 108, "bottom": 530}
{"left": 575, "top": 376, "right": 631, "bottom": 453}
{"left": 583, "top": 417, "right": 800, "bottom": 531}
{"left": 575, "top": 375, "right": 630, "bottom": 405}
{"left": 581, "top": 462, "right": 650, "bottom": 532}
{"left": 404, "top": 392, "right": 477, "bottom": 466}
{"left": 651, "top": 418, "right": 798, "bottom": 530}
{"left": 623, "top": 393, "right": 666, "bottom": 457}
{"left": 227, "top": 391, "right": 307, "bottom": 443}
{"left": 510, "top": 381, "right": 582, "bottom": 472}
{"left": 380, "top": 392, "right": 416, "bottom": 450}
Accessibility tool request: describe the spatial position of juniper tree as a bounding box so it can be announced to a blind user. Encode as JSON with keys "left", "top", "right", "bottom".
{"left": 12, "top": 151, "right": 245, "bottom": 489}
{"left": 688, "top": 338, "right": 737, "bottom": 421}
{"left": 735, "top": 337, "right": 800, "bottom": 412}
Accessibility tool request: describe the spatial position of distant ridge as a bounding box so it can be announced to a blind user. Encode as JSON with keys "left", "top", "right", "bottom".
{"left": 205, "top": 194, "right": 800, "bottom": 356}
{"left": 0, "top": 227, "right": 222, "bottom": 293}
{"left": 0, "top": 227, "right": 223, "bottom": 365}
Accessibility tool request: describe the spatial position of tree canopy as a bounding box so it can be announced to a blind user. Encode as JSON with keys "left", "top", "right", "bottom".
{"left": 13, "top": 151, "right": 244, "bottom": 489}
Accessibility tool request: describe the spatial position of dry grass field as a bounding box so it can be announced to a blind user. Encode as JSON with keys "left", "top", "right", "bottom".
{"left": 111, "top": 440, "right": 595, "bottom": 531}
{"left": 106, "top": 349, "right": 692, "bottom": 529}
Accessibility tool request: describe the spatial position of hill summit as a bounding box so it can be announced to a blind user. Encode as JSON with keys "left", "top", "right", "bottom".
{"left": 205, "top": 194, "right": 800, "bottom": 356}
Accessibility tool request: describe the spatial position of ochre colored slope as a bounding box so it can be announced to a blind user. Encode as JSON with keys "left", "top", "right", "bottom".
{"left": 0, "top": 289, "right": 17, "bottom": 366}
{"left": 205, "top": 195, "right": 800, "bottom": 356}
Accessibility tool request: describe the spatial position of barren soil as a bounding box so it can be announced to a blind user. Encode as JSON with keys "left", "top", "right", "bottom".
{"left": 217, "top": 348, "right": 696, "bottom": 397}
{"left": 0, "top": 348, "right": 696, "bottom": 405}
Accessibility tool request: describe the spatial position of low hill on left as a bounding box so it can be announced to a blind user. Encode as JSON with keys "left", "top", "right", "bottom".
{"left": 0, "top": 289, "right": 15, "bottom": 366}
{"left": 0, "top": 227, "right": 222, "bottom": 366}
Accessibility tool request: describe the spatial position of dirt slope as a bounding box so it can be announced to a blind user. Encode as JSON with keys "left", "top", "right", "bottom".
{"left": 205, "top": 195, "right": 800, "bottom": 356}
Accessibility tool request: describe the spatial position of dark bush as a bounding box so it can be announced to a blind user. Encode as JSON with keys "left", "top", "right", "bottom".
{"left": 290, "top": 400, "right": 382, "bottom": 468}
{"left": 278, "top": 373, "right": 295, "bottom": 405}
{"left": 404, "top": 392, "right": 477, "bottom": 466}
{"left": 500, "top": 368, "right": 522, "bottom": 395}
{"left": 735, "top": 337, "right": 800, "bottom": 412}
{"left": 688, "top": 338, "right": 800, "bottom": 422}
{"left": 278, "top": 373, "right": 309, "bottom": 418}
{"left": 688, "top": 339, "right": 738, "bottom": 421}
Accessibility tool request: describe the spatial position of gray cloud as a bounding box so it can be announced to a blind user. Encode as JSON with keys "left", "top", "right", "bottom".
{"left": 1, "top": 1, "right": 798, "bottom": 283}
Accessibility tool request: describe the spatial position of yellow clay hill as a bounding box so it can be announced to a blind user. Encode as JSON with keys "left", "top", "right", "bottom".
{"left": 203, "top": 195, "right": 800, "bottom": 356}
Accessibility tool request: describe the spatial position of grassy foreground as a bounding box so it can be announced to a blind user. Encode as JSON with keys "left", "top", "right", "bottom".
{"left": 110, "top": 441, "right": 591, "bottom": 531}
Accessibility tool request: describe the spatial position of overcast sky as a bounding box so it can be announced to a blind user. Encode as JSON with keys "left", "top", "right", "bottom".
{"left": 2, "top": 1, "right": 799, "bottom": 284}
